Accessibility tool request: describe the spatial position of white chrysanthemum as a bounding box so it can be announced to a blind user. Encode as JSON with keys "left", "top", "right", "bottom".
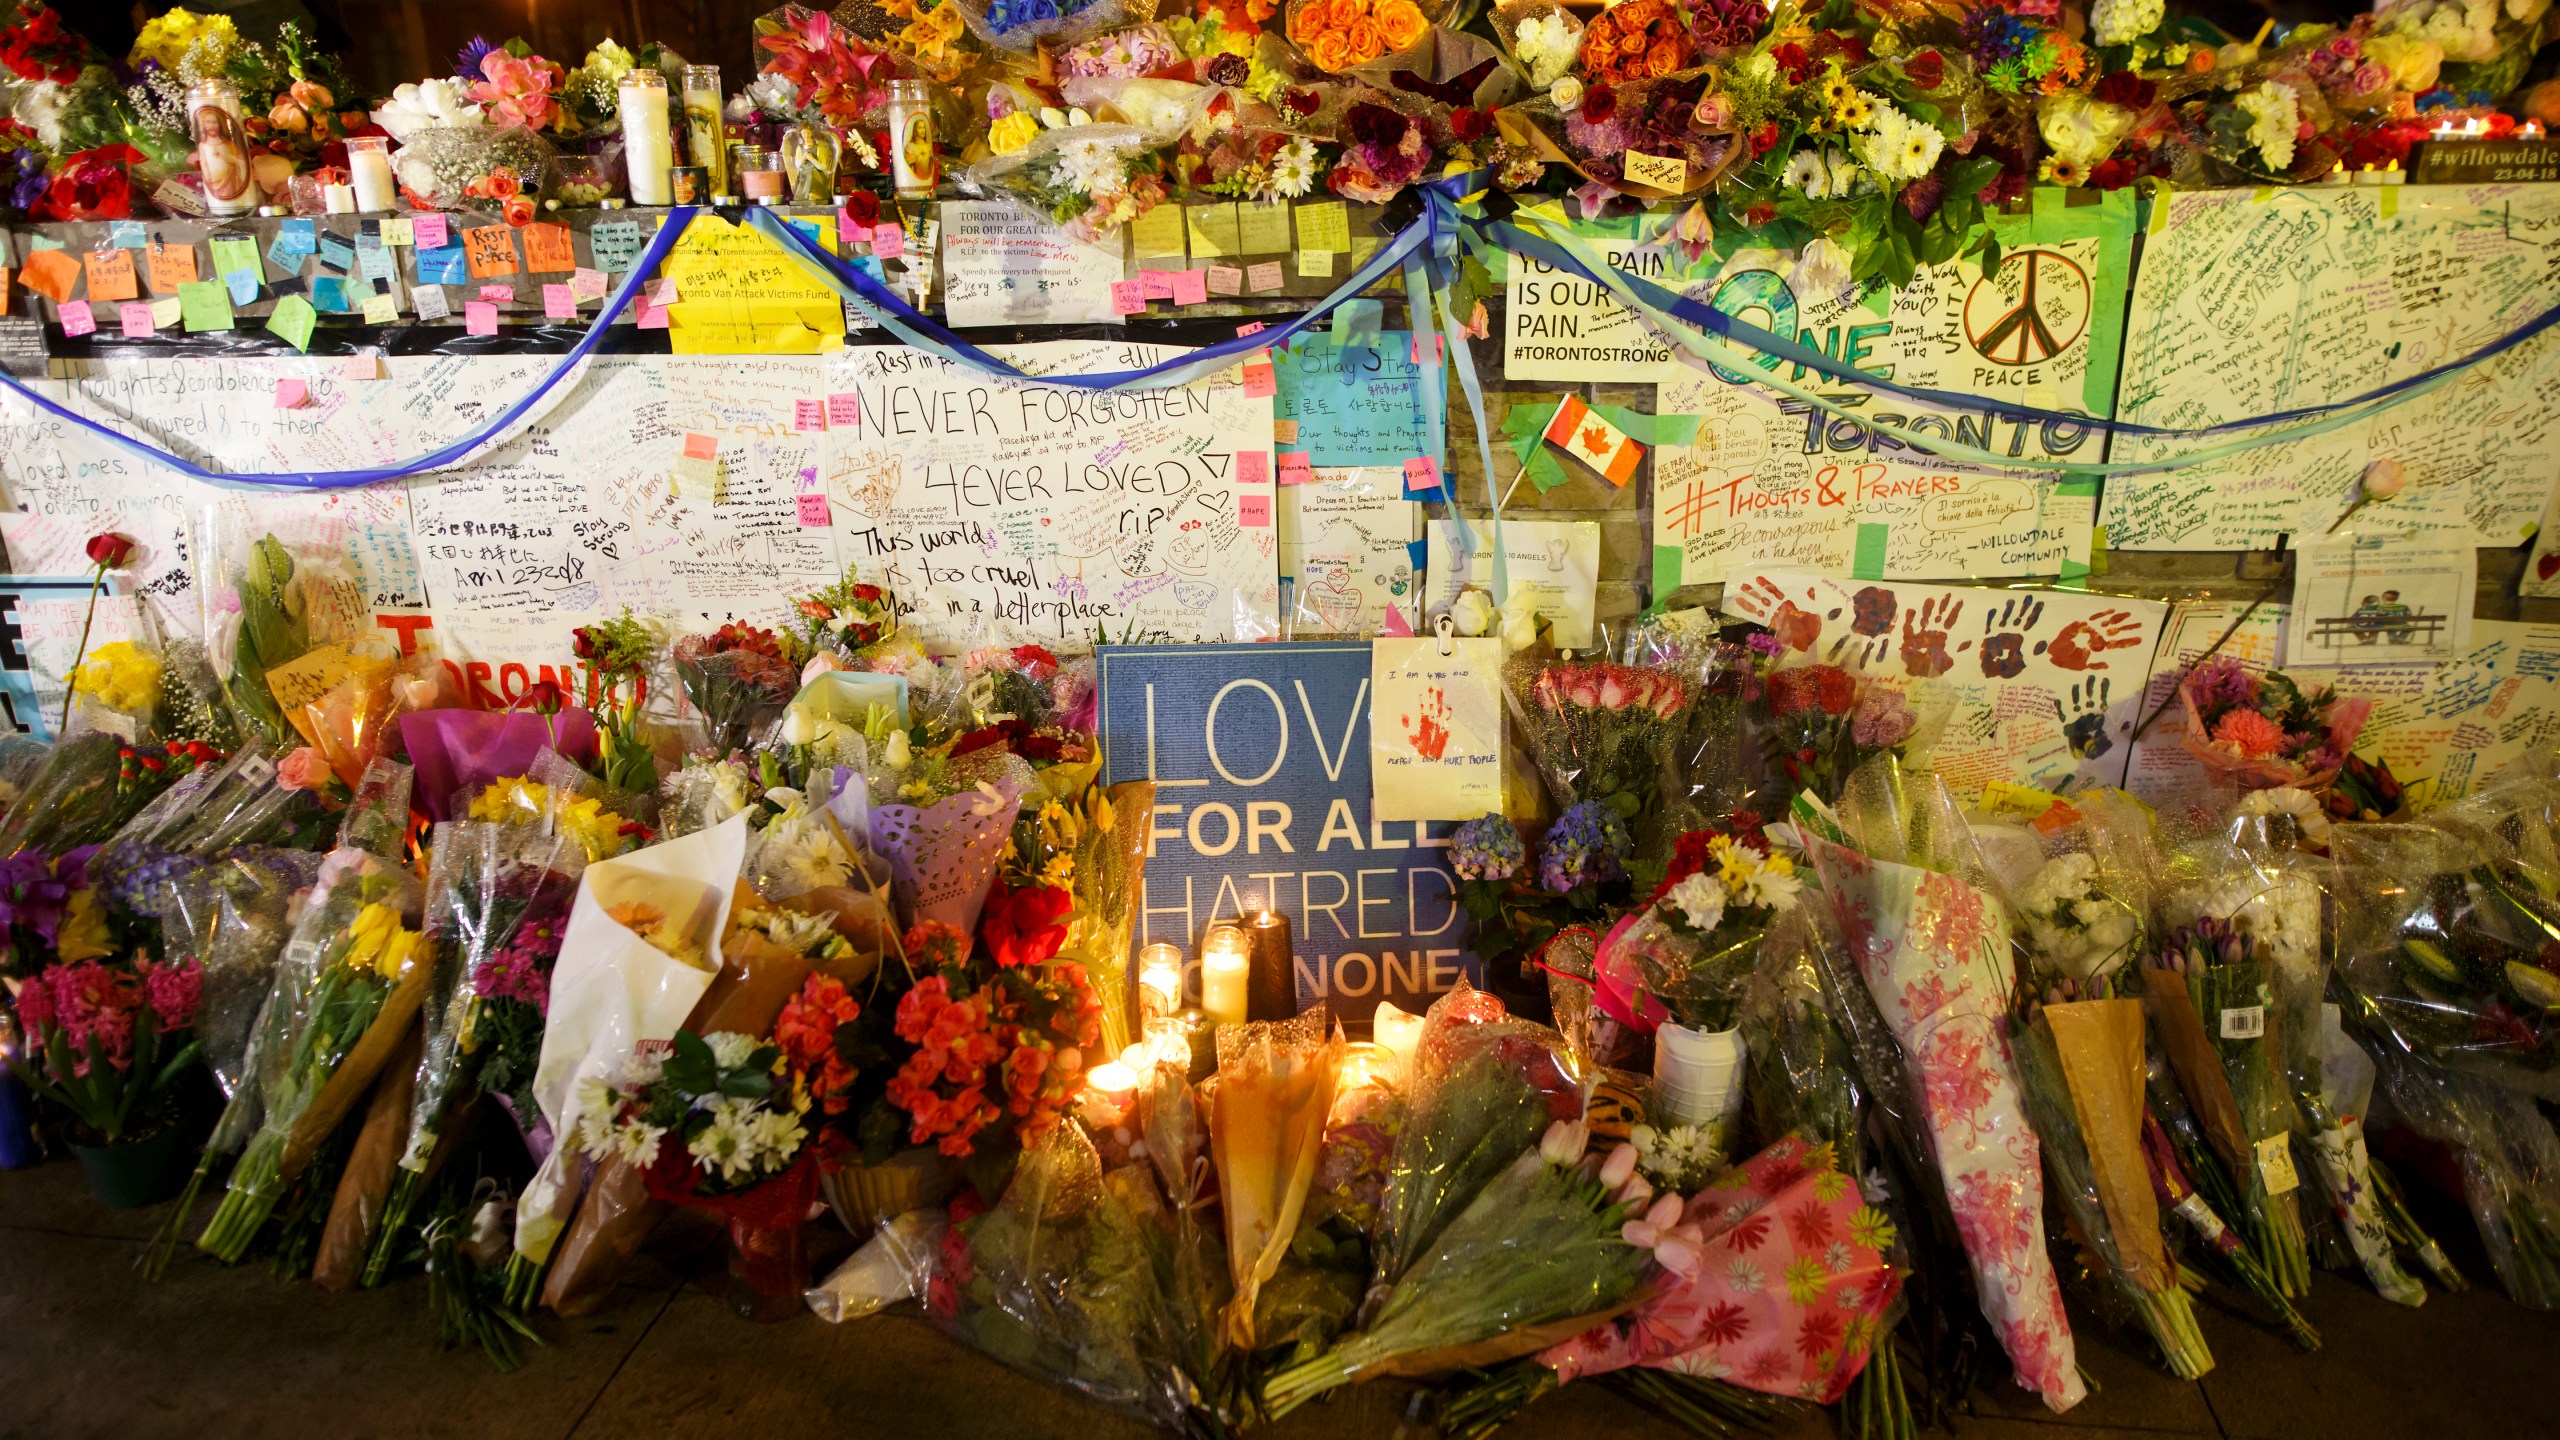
{"left": 570, "top": 1078, "right": 622, "bottom": 1160}
{"left": 1782, "top": 149, "right": 1825, "bottom": 197}
{"left": 1823, "top": 148, "right": 1864, "bottom": 199}
{"left": 1858, "top": 102, "right": 1942, "bottom": 181}
{"left": 1270, "top": 137, "right": 1319, "bottom": 198}
{"left": 372, "top": 78, "right": 486, "bottom": 142}
{"left": 1056, "top": 136, "right": 1133, "bottom": 199}
{"left": 706, "top": 1030, "right": 762, "bottom": 1071}
{"left": 1741, "top": 51, "right": 1777, "bottom": 83}
{"left": 692, "top": 1098, "right": 755, "bottom": 1182}
{"left": 2237, "top": 81, "right": 2300, "bottom": 171}
{"left": 1793, "top": 236, "right": 1853, "bottom": 299}
{"left": 1665, "top": 872, "right": 1728, "bottom": 933}
{"left": 2239, "top": 786, "right": 2332, "bottom": 848}
{"left": 615, "top": 1121, "right": 666, "bottom": 1170}
{"left": 1741, "top": 864, "right": 1805, "bottom": 913}
{"left": 1515, "top": 13, "right": 1584, "bottom": 89}
{"left": 2090, "top": 0, "right": 2164, "bottom": 46}
{"left": 13, "top": 80, "right": 70, "bottom": 150}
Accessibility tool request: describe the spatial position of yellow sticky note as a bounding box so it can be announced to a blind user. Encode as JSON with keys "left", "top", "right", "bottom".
{"left": 149, "top": 296, "right": 182, "bottom": 327}
{"left": 1299, "top": 247, "right": 1335, "bottom": 278}
{"left": 361, "top": 291, "right": 399, "bottom": 324}
{"left": 1296, "top": 200, "right": 1350, "bottom": 253}
{"left": 379, "top": 217, "right": 415, "bottom": 247}
{"left": 1185, "top": 203, "right": 1241, "bottom": 258}
{"left": 1128, "top": 203, "right": 1187, "bottom": 260}
{"left": 264, "top": 644, "right": 365, "bottom": 714}
{"left": 1236, "top": 202, "right": 1292, "bottom": 255}
{"left": 1622, "top": 151, "right": 1687, "bottom": 191}
{"left": 660, "top": 212, "right": 844, "bottom": 356}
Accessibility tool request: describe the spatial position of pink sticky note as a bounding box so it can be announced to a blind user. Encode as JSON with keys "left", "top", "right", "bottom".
{"left": 795, "top": 398, "right": 825, "bottom": 432}
{"left": 542, "top": 283, "right": 576, "bottom": 320}
{"left": 683, "top": 432, "right": 719, "bottom": 461}
{"left": 837, "top": 205, "right": 872, "bottom": 242}
{"left": 796, "top": 492, "right": 832, "bottom": 527}
{"left": 57, "top": 300, "right": 94, "bottom": 337}
{"left": 645, "top": 277, "right": 679, "bottom": 307}
{"left": 1207, "top": 265, "right": 1243, "bottom": 297}
{"left": 1247, "top": 260, "right": 1283, "bottom": 292}
{"left": 1139, "top": 270, "right": 1175, "bottom": 301}
{"left": 478, "top": 284, "right": 515, "bottom": 303}
{"left": 636, "top": 301, "right": 669, "bottom": 330}
{"left": 871, "top": 223, "right": 905, "bottom": 259}
{"left": 1237, "top": 450, "right": 1268, "bottom": 485}
{"left": 1278, "top": 453, "right": 1314, "bottom": 486}
{"left": 118, "top": 301, "right": 154, "bottom": 339}
{"left": 1411, "top": 332, "right": 1444, "bottom": 365}
{"left": 464, "top": 301, "right": 499, "bottom": 336}
{"left": 1110, "top": 280, "right": 1145, "bottom": 316}
{"left": 1236, "top": 321, "right": 1266, "bottom": 338}
{"left": 1403, "top": 456, "right": 1441, "bottom": 494}
{"left": 274, "top": 378, "right": 308, "bottom": 408}
{"left": 1381, "top": 604, "right": 1414, "bottom": 637}
{"left": 341, "top": 352, "right": 379, "bottom": 380}
{"left": 412, "top": 214, "right": 449, "bottom": 249}
{"left": 1171, "top": 269, "right": 1208, "bottom": 306}
{"left": 827, "top": 392, "right": 860, "bottom": 426}
{"left": 1238, "top": 493, "right": 1271, "bottom": 527}
{"left": 1242, "top": 361, "right": 1276, "bottom": 399}
{"left": 569, "top": 267, "right": 608, "bottom": 299}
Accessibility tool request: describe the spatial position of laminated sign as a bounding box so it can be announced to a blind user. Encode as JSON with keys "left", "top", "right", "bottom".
{"left": 1369, "top": 628, "right": 1503, "bottom": 823}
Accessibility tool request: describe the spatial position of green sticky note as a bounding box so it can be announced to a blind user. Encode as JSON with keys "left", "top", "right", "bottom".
{"left": 265, "top": 294, "right": 316, "bottom": 352}
{"left": 1652, "top": 543, "right": 1685, "bottom": 604}
{"left": 24, "top": 234, "right": 62, "bottom": 251}
{"left": 1851, "top": 523, "right": 1891, "bottom": 580}
{"left": 177, "top": 280, "right": 234, "bottom": 332}
{"left": 207, "top": 236, "right": 260, "bottom": 280}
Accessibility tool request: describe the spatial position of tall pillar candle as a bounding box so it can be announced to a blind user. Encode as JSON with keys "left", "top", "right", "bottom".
{"left": 617, "top": 70, "right": 674, "bottom": 206}
{"left": 346, "top": 135, "right": 397, "bottom": 211}
{"left": 1200, "top": 923, "right": 1250, "bottom": 1029}
{"left": 681, "top": 65, "right": 727, "bottom": 200}
{"left": 1246, "top": 909, "right": 1295, "bottom": 1022}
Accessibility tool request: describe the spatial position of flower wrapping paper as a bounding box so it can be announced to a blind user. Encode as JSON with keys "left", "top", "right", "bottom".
{"left": 1804, "top": 836, "right": 2086, "bottom": 1412}
{"left": 1540, "top": 1134, "right": 1901, "bottom": 1402}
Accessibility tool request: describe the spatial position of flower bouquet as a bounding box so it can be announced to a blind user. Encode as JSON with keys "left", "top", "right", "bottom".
{"left": 2367, "top": 1041, "right": 2560, "bottom": 1309}
{"left": 1755, "top": 658, "right": 1920, "bottom": 806}
{"left": 2177, "top": 658, "right": 2372, "bottom": 795}
{"left": 1211, "top": 1009, "right": 1340, "bottom": 1347}
{"left": 571, "top": 611, "right": 665, "bottom": 799}
{"left": 2296, "top": 1007, "right": 2451, "bottom": 1305}
{"left": 0, "top": 843, "right": 114, "bottom": 981}
{"left": 1505, "top": 658, "right": 1694, "bottom": 833}
{"left": 672, "top": 622, "right": 806, "bottom": 757}
{"left": 399, "top": 705, "right": 602, "bottom": 824}
{"left": 2135, "top": 1096, "right": 2321, "bottom": 1349}
{"left": 0, "top": 732, "right": 221, "bottom": 862}
{"left": 789, "top": 567, "right": 900, "bottom": 667}
{"left": 882, "top": 899, "right": 1105, "bottom": 1161}
{"left": 1800, "top": 760, "right": 2085, "bottom": 1413}
{"left": 9, "top": 955, "right": 203, "bottom": 1153}
{"left": 962, "top": 119, "right": 1174, "bottom": 239}
{"left": 157, "top": 842, "right": 328, "bottom": 1107}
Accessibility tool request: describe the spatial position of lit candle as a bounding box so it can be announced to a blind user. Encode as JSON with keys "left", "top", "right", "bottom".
{"left": 1137, "top": 941, "right": 1182, "bottom": 1018}
{"left": 1245, "top": 908, "right": 1294, "bottom": 1021}
{"left": 681, "top": 64, "right": 728, "bottom": 200}
{"left": 742, "top": 152, "right": 785, "bottom": 203}
{"left": 1201, "top": 923, "right": 1251, "bottom": 1028}
{"left": 1373, "top": 1000, "right": 1424, "bottom": 1071}
{"left": 322, "top": 181, "right": 354, "bottom": 213}
{"left": 617, "top": 70, "right": 674, "bottom": 206}
{"left": 1336, "top": 1042, "right": 1392, "bottom": 1093}
{"left": 1079, "top": 1059, "right": 1138, "bottom": 1127}
{"left": 347, "top": 135, "right": 397, "bottom": 212}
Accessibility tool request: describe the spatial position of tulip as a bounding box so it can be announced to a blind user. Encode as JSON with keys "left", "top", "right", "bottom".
{"left": 1539, "top": 1118, "right": 1589, "bottom": 1166}
{"left": 1598, "top": 1142, "right": 1638, "bottom": 1190}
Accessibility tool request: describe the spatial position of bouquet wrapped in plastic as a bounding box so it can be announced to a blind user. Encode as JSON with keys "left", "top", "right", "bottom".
{"left": 2369, "top": 1042, "right": 2560, "bottom": 1308}
{"left": 1752, "top": 658, "right": 1923, "bottom": 807}
{"left": 671, "top": 622, "right": 806, "bottom": 757}
{"left": 1211, "top": 1009, "right": 1340, "bottom": 1348}
{"left": 192, "top": 525, "right": 367, "bottom": 751}
{"left": 1503, "top": 656, "right": 1694, "bottom": 833}
{"left": 399, "top": 706, "right": 602, "bottom": 823}
{"left": 868, "top": 750, "right": 1032, "bottom": 934}
{"left": 1800, "top": 758, "right": 2085, "bottom": 1413}
{"left": 158, "top": 842, "right": 328, "bottom": 1100}
{"left": 2177, "top": 658, "right": 2372, "bottom": 795}
{"left": 2301, "top": 1005, "right": 2451, "bottom": 1304}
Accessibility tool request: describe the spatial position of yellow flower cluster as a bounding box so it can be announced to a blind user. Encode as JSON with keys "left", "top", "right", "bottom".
{"left": 338, "top": 902, "right": 424, "bottom": 981}
{"left": 466, "top": 775, "right": 631, "bottom": 859}
{"left": 129, "top": 7, "right": 237, "bottom": 71}
{"left": 70, "top": 641, "right": 162, "bottom": 714}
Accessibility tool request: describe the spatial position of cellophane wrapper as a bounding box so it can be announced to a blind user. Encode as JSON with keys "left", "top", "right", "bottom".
{"left": 2335, "top": 816, "right": 2560, "bottom": 1101}
{"left": 1371, "top": 980, "right": 1583, "bottom": 1290}
{"left": 867, "top": 751, "right": 1032, "bottom": 933}
{"left": 2163, "top": 812, "right": 2327, "bottom": 1112}
{"left": 2369, "top": 1043, "right": 2560, "bottom": 1308}
{"left": 1985, "top": 791, "right": 2154, "bottom": 987}
{"left": 1802, "top": 761, "right": 2084, "bottom": 1413}
{"left": 1212, "top": 1008, "right": 1339, "bottom": 1348}
{"left": 161, "top": 844, "right": 328, "bottom": 1099}
{"left": 398, "top": 707, "right": 602, "bottom": 823}
{"left": 1623, "top": 621, "right": 1754, "bottom": 838}
{"left": 1540, "top": 1134, "right": 1902, "bottom": 1401}
{"left": 642, "top": 1141, "right": 830, "bottom": 1313}
{"left": 2176, "top": 675, "right": 2372, "bottom": 795}
{"left": 1501, "top": 655, "right": 1694, "bottom": 831}
{"left": 0, "top": 732, "right": 143, "bottom": 856}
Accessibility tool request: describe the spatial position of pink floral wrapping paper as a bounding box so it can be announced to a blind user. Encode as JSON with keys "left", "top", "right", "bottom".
{"left": 1539, "top": 1136, "right": 1902, "bottom": 1403}
{"left": 1802, "top": 837, "right": 2086, "bottom": 1413}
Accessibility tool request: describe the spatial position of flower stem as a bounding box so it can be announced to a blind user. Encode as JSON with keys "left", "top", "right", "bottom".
{"left": 60, "top": 562, "right": 100, "bottom": 732}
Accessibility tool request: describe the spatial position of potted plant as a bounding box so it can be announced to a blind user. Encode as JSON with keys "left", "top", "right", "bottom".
{"left": 9, "top": 956, "right": 205, "bottom": 1206}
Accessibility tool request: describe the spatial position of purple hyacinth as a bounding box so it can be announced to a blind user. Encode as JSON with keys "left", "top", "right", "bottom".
{"left": 1451, "top": 814, "right": 1526, "bottom": 883}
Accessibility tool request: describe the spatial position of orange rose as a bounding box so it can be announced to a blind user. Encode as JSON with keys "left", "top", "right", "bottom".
{"left": 1326, "top": 0, "right": 1365, "bottom": 32}
{"left": 1348, "top": 18, "right": 1385, "bottom": 60}
{"left": 1288, "top": 1, "right": 1317, "bottom": 43}
{"left": 1376, "top": 0, "right": 1428, "bottom": 51}
{"left": 1310, "top": 29, "right": 1355, "bottom": 69}
{"left": 1647, "top": 39, "right": 1682, "bottom": 75}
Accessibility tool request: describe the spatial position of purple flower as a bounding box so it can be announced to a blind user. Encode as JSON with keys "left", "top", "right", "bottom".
{"left": 1746, "top": 632, "right": 1784, "bottom": 658}
{"left": 1852, "top": 689, "right": 1916, "bottom": 749}
{"left": 1539, "top": 801, "right": 1630, "bottom": 894}
{"left": 1452, "top": 814, "right": 1526, "bottom": 882}
{"left": 456, "top": 36, "right": 496, "bottom": 80}
{"left": 2188, "top": 656, "right": 2259, "bottom": 712}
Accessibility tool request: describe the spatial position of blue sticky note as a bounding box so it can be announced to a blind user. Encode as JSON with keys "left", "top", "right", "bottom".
{"left": 311, "top": 276, "right": 349, "bottom": 312}
{"left": 276, "top": 219, "right": 318, "bottom": 255}
{"left": 1274, "top": 331, "right": 1435, "bottom": 467}
{"left": 587, "top": 220, "right": 643, "bottom": 273}
{"left": 1406, "top": 539, "right": 1429, "bottom": 571}
{"left": 108, "top": 221, "right": 147, "bottom": 250}
{"left": 319, "top": 238, "right": 355, "bottom": 273}
{"left": 25, "top": 234, "right": 62, "bottom": 251}
{"left": 355, "top": 237, "right": 392, "bottom": 282}
{"left": 265, "top": 233, "right": 306, "bottom": 275}
{"left": 854, "top": 256, "right": 885, "bottom": 282}
{"left": 226, "top": 269, "right": 259, "bottom": 305}
{"left": 787, "top": 218, "right": 821, "bottom": 243}
{"left": 415, "top": 245, "right": 467, "bottom": 284}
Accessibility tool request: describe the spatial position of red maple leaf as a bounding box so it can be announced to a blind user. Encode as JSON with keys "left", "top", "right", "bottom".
{"left": 1579, "top": 424, "right": 1611, "bottom": 456}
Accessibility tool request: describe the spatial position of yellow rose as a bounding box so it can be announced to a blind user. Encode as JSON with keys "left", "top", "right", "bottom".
{"left": 989, "top": 110, "right": 1040, "bottom": 154}
{"left": 1376, "top": 0, "right": 1429, "bottom": 52}
{"left": 1348, "top": 18, "right": 1385, "bottom": 61}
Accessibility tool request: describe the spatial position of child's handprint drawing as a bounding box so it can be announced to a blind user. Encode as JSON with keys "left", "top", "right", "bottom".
{"left": 1732, "top": 575, "right": 1827, "bottom": 652}
{"left": 2046, "top": 608, "right": 2145, "bottom": 671}
{"left": 1401, "top": 684, "right": 1451, "bottom": 760}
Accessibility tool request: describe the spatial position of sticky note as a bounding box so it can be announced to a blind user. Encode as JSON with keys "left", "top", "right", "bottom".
{"left": 1236, "top": 321, "right": 1267, "bottom": 337}
{"left": 18, "top": 249, "right": 78, "bottom": 302}
{"left": 1622, "top": 150, "right": 1687, "bottom": 190}
{"left": 1411, "top": 332, "right": 1443, "bottom": 366}
{"left": 266, "top": 294, "right": 317, "bottom": 351}
{"left": 871, "top": 223, "right": 905, "bottom": 260}
{"left": 837, "top": 204, "right": 872, "bottom": 242}
{"left": 1238, "top": 493, "right": 1271, "bottom": 527}
{"left": 683, "top": 432, "right": 719, "bottom": 462}
{"left": 1172, "top": 268, "right": 1208, "bottom": 306}
{"left": 543, "top": 283, "right": 576, "bottom": 319}
{"left": 1403, "top": 456, "right": 1441, "bottom": 494}
{"left": 1279, "top": 452, "right": 1314, "bottom": 486}
{"left": 107, "top": 221, "right": 147, "bottom": 250}
{"left": 1237, "top": 450, "right": 1268, "bottom": 485}
{"left": 378, "top": 217, "right": 414, "bottom": 247}
{"left": 362, "top": 291, "right": 399, "bottom": 324}
{"left": 83, "top": 250, "right": 137, "bottom": 301}
{"left": 587, "top": 219, "right": 641, "bottom": 271}
{"left": 1237, "top": 202, "right": 1291, "bottom": 254}
{"left": 149, "top": 296, "right": 181, "bottom": 327}
{"left": 1206, "top": 265, "right": 1243, "bottom": 297}
{"left": 634, "top": 300, "right": 668, "bottom": 329}
{"left": 415, "top": 245, "right": 466, "bottom": 285}
{"left": 275, "top": 219, "right": 319, "bottom": 255}
{"left": 478, "top": 284, "right": 515, "bottom": 303}
{"left": 1129, "top": 204, "right": 1186, "bottom": 259}
{"left": 413, "top": 285, "right": 450, "bottom": 320}
{"left": 22, "top": 234, "right": 59, "bottom": 251}
{"left": 148, "top": 242, "right": 196, "bottom": 289}
{"left": 796, "top": 492, "right": 832, "bottom": 527}
{"left": 1109, "top": 279, "right": 1145, "bottom": 316}
{"left": 207, "top": 236, "right": 259, "bottom": 280}
{"left": 568, "top": 267, "right": 608, "bottom": 299}
{"left": 672, "top": 454, "right": 719, "bottom": 498}
{"left": 355, "top": 237, "right": 393, "bottom": 281}
{"left": 1296, "top": 200, "right": 1350, "bottom": 252}
{"left": 178, "top": 281, "right": 232, "bottom": 331}
{"left": 411, "top": 213, "right": 448, "bottom": 249}
{"left": 273, "top": 378, "right": 308, "bottom": 408}
{"left": 57, "top": 300, "right": 93, "bottom": 337}
{"left": 463, "top": 300, "right": 499, "bottom": 336}
{"left": 795, "top": 398, "right": 825, "bottom": 431}
{"left": 1273, "top": 419, "right": 1300, "bottom": 445}
{"left": 1248, "top": 260, "right": 1284, "bottom": 293}
{"left": 827, "top": 392, "right": 860, "bottom": 426}
{"left": 1299, "top": 248, "right": 1335, "bottom": 278}
{"left": 310, "top": 277, "right": 349, "bottom": 312}
{"left": 644, "top": 277, "right": 678, "bottom": 307}
{"left": 342, "top": 351, "right": 381, "bottom": 379}
{"left": 226, "top": 271, "right": 259, "bottom": 305}
{"left": 1139, "top": 269, "right": 1175, "bottom": 300}
{"left": 464, "top": 227, "right": 518, "bottom": 277}
{"left": 1242, "top": 360, "right": 1276, "bottom": 398}
{"left": 525, "top": 222, "right": 574, "bottom": 271}
{"left": 117, "top": 301, "right": 153, "bottom": 338}
{"left": 1185, "top": 203, "right": 1241, "bottom": 258}
{"left": 319, "top": 238, "right": 356, "bottom": 273}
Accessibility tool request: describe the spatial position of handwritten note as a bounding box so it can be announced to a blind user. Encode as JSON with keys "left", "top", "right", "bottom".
{"left": 938, "top": 199, "right": 1119, "bottom": 327}
{"left": 1275, "top": 331, "right": 1436, "bottom": 468}
{"left": 660, "top": 212, "right": 843, "bottom": 355}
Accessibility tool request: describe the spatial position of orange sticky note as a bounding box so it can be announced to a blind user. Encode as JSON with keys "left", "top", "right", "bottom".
{"left": 524, "top": 223, "right": 574, "bottom": 272}
{"left": 463, "top": 226, "right": 518, "bottom": 278}
{"left": 682, "top": 432, "right": 718, "bottom": 462}
{"left": 20, "top": 249, "right": 79, "bottom": 303}
{"left": 148, "top": 242, "right": 197, "bottom": 290}
{"left": 83, "top": 249, "right": 137, "bottom": 301}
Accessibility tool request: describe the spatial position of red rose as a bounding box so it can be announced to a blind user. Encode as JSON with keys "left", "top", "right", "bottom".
{"left": 1011, "top": 643, "right": 1057, "bottom": 668}
{"left": 2091, "top": 71, "right": 2155, "bottom": 109}
{"left": 1771, "top": 42, "right": 1812, "bottom": 84}
{"left": 1450, "top": 106, "right": 1489, "bottom": 141}
{"left": 2088, "top": 157, "right": 2134, "bottom": 190}
{"left": 843, "top": 190, "right": 881, "bottom": 227}
{"left": 83, "top": 532, "right": 132, "bottom": 568}
{"left": 1582, "top": 85, "right": 1618, "bottom": 124}
{"left": 1749, "top": 122, "right": 1779, "bottom": 155}
{"left": 982, "top": 883, "right": 1073, "bottom": 968}
{"left": 1904, "top": 50, "right": 1944, "bottom": 90}
{"left": 520, "top": 679, "right": 565, "bottom": 715}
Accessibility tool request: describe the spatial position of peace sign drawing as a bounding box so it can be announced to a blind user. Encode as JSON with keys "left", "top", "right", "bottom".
{"left": 1964, "top": 250, "right": 2093, "bottom": 367}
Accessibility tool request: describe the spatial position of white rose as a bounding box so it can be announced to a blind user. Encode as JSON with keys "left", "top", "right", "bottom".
{"left": 1448, "top": 588, "right": 1497, "bottom": 636}
{"left": 1550, "top": 76, "right": 1585, "bottom": 112}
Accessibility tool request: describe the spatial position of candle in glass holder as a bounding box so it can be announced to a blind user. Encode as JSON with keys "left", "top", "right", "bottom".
{"left": 681, "top": 64, "right": 728, "bottom": 200}
{"left": 346, "top": 135, "right": 397, "bottom": 211}
{"left": 1079, "top": 1058, "right": 1139, "bottom": 1128}
{"left": 323, "top": 181, "right": 355, "bottom": 213}
{"left": 1373, "top": 1000, "right": 1425, "bottom": 1072}
{"left": 617, "top": 70, "right": 674, "bottom": 205}
{"left": 1137, "top": 941, "right": 1183, "bottom": 1019}
{"left": 1245, "top": 908, "right": 1295, "bottom": 1021}
{"left": 1200, "top": 923, "right": 1251, "bottom": 1028}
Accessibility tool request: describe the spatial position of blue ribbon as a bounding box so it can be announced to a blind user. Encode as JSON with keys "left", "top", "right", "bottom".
{"left": 0, "top": 208, "right": 698, "bottom": 491}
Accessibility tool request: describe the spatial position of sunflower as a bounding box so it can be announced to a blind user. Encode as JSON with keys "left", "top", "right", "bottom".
{"left": 1820, "top": 73, "right": 1854, "bottom": 108}
{"left": 1835, "top": 92, "right": 1875, "bottom": 129}
{"left": 2039, "top": 154, "right": 2089, "bottom": 184}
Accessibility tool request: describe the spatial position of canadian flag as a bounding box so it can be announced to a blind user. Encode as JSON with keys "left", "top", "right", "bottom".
{"left": 1541, "top": 395, "right": 1644, "bottom": 487}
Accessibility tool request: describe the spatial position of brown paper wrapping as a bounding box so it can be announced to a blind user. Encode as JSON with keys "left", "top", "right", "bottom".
{"left": 281, "top": 959, "right": 434, "bottom": 1181}
{"left": 2045, "top": 999, "right": 2168, "bottom": 1293}
{"left": 2145, "top": 982, "right": 2251, "bottom": 1178}
{"left": 312, "top": 1020, "right": 424, "bottom": 1290}
{"left": 542, "top": 926, "right": 818, "bottom": 1316}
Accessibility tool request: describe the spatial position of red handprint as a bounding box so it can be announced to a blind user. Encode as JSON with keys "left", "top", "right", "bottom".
{"left": 1732, "top": 576, "right": 1823, "bottom": 653}
{"left": 1401, "top": 685, "right": 1451, "bottom": 760}
{"left": 1899, "top": 594, "right": 1962, "bottom": 678}
{"left": 2047, "top": 608, "right": 2145, "bottom": 671}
